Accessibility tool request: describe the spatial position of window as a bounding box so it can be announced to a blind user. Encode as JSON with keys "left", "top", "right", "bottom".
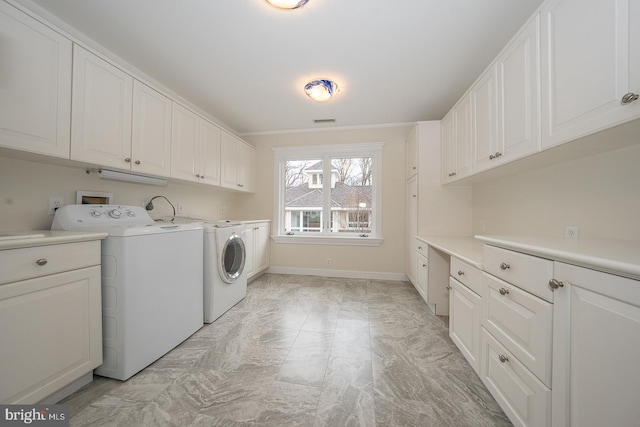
{"left": 273, "top": 142, "right": 384, "bottom": 246}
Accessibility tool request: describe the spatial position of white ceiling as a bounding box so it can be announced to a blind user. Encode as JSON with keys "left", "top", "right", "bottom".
{"left": 16, "top": 0, "right": 544, "bottom": 135}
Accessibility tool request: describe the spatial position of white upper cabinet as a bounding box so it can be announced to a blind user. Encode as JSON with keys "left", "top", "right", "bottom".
{"left": 406, "top": 125, "right": 418, "bottom": 179}
{"left": 0, "top": 2, "right": 72, "bottom": 158}
{"left": 498, "top": 15, "right": 541, "bottom": 163}
{"left": 454, "top": 93, "right": 473, "bottom": 180}
{"left": 221, "top": 130, "right": 255, "bottom": 192}
{"left": 171, "top": 103, "right": 221, "bottom": 185}
{"left": 541, "top": 0, "right": 640, "bottom": 149}
{"left": 475, "top": 15, "right": 540, "bottom": 174}
{"left": 131, "top": 81, "right": 172, "bottom": 176}
{"left": 473, "top": 64, "right": 499, "bottom": 173}
{"left": 198, "top": 119, "right": 222, "bottom": 186}
{"left": 442, "top": 94, "right": 473, "bottom": 184}
{"left": 71, "top": 45, "right": 133, "bottom": 169}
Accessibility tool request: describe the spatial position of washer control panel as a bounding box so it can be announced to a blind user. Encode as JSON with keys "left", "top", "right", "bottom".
{"left": 52, "top": 205, "right": 154, "bottom": 230}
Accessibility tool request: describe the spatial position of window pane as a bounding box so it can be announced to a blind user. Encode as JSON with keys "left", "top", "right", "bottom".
{"left": 284, "top": 159, "right": 324, "bottom": 233}
{"left": 329, "top": 157, "right": 372, "bottom": 234}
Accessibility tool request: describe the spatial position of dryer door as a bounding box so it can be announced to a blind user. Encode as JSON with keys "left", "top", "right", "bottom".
{"left": 219, "top": 232, "right": 246, "bottom": 284}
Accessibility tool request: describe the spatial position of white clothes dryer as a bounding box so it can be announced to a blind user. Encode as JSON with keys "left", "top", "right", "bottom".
{"left": 52, "top": 205, "right": 204, "bottom": 380}
{"left": 203, "top": 222, "right": 247, "bottom": 323}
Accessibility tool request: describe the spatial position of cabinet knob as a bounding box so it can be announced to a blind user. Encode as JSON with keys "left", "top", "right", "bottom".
{"left": 201, "top": 175, "right": 205, "bottom": 179}
{"left": 36, "top": 258, "right": 48, "bottom": 266}
{"left": 124, "top": 158, "right": 131, "bottom": 163}
{"left": 418, "top": 246, "right": 422, "bottom": 250}
{"left": 489, "top": 154, "right": 495, "bottom": 160}
{"left": 413, "top": 166, "right": 417, "bottom": 170}
{"left": 457, "top": 270, "right": 464, "bottom": 276}
{"left": 549, "top": 279, "right": 565, "bottom": 290}
{"left": 499, "top": 288, "right": 510, "bottom": 296}
{"left": 446, "top": 285, "right": 452, "bottom": 290}
{"left": 621, "top": 93, "right": 639, "bottom": 104}
{"left": 498, "top": 354, "right": 509, "bottom": 363}
{"left": 495, "top": 151, "right": 502, "bottom": 158}
{"left": 196, "top": 174, "right": 200, "bottom": 178}
{"left": 413, "top": 194, "right": 417, "bottom": 198}
{"left": 500, "top": 262, "right": 510, "bottom": 270}
{"left": 422, "top": 264, "right": 427, "bottom": 267}
{"left": 134, "top": 160, "right": 141, "bottom": 165}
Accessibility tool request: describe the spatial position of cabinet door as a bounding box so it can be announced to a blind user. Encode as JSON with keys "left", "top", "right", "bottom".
{"left": 416, "top": 252, "right": 428, "bottom": 300}
{"left": 0, "top": 2, "right": 72, "bottom": 158}
{"left": 405, "top": 178, "right": 417, "bottom": 283}
{"left": 243, "top": 226, "right": 255, "bottom": 278}
{"left": 170, "top": 103, "right": 199, "bottom": 182}
{"left": 199, "top": 119, "right": 221, "bottom": 186}
{"left": 441, "top": 112, "right": 456, "bottom": 183}
{"left": 131, "top": 81, "right": 172, "bottom": 177}
{"left": 406, "top": 124, "right": 418, "bottom": 179}
{"left": 220, "top": 130, "right": 239, "bottom": 189}
{"left": 71, "top": 45, "right": 133, "bottom": 168}
{"left": 541, "top": 0, "right": 640, "bottom": 148}
{"left": 254, "top": 222, "right": 270, "bottom": 273}
{"left": 449, "top": 278, "right": 481, "bottom": 374}
{"left": 473, "top": 64, "right": 500, "bottom": 173}
{"left": 0, "top": 266, "right": 102, "bottom": 404}
{"left": 552, "top": 262, "right": 640, "bottom": 427}
{"left": 453, "top": 93, "right": 473, "bottom": 179}
{"left": 238, "top": 141, "right": 256, "bottom": 193}
{"left": 498, "top": 15, "right": 541, "bottom": 163}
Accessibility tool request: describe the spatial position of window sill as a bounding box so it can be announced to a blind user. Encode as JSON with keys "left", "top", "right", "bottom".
{"left": 271, "top": 234, "right": 383, "bottom": 247}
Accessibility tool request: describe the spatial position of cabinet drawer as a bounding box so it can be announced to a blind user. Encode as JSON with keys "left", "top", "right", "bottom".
{"left": 415, "top": 239, "right": 428, "bottom": 258}
{"left": 451, "top": 256, "right": 482, "bottom": 296}
{"left": 483, "top": 273, "right": 552, "bottom": 387}
{"left": 484, "top": 245, "right": 553, "bottom": 302}
{"left": 480, "top": 328, "right": 551, "bottom": 427}
{"left": 0, "top": 241, "right": 100, "bottom": 285}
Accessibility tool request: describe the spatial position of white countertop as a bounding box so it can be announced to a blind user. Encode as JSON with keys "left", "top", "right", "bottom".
{"left": 418, "top": 236, "right": 484, "bottom": 270}
{"left": 476, "top": 235, "right": 640, "bottom": 281}
{"left": 0, "top": 231, "right": 108, "bottom": 250}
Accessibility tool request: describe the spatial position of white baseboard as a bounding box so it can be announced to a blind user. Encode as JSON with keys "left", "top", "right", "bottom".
{"left": 266, "top": 266, "right": 409, "bottom": 282}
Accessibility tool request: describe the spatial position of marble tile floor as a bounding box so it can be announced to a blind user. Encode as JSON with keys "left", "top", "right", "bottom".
{"left": 62, "top": 274, "right": 511, "bottom": 426}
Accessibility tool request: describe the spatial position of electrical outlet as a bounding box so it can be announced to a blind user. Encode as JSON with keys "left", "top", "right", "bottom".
{"left": 48, "top": 197, "right": 63, "bottom": 215}
{"left": 326, "top": 257, "right": 332, "bottom": 266}
{"left": 178, "top": 202, "right": 184, "bottom": 214}
{"left": 566, "top": 226, "right": 579, "bottom": 239}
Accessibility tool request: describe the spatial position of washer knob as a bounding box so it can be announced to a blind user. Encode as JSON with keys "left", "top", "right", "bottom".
{"left": 126, "top": 210, "right": 136, "bottom": 217}
{"left": 108, "top": 209, "right": 122, "bottom": 219}
{"left": 91, "top": 211, "right": 102, "bottom": 218}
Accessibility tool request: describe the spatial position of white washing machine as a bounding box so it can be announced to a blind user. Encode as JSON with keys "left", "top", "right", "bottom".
{"left": 203, "top": 222, "right": 247, "bottom": 323}
{"left": 52, "top": 204, "right": 204, "bottom": 380}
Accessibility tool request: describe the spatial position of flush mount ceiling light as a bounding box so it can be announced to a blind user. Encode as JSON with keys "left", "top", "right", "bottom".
{"left": 304, "top": 79, "right": 339, "bottom": 102}
{"left": 265, "top": 0, "right": 308, "bottom": 9}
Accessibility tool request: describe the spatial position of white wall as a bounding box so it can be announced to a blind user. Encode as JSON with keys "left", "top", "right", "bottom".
{"left": 0, "top": 155, "right": 239, "bottom": 232}
{"left": 472, "top": 144, "right": 640, "bottom": 240}
{"left": 239, "top": 125, "right": 412, "bottom": 278}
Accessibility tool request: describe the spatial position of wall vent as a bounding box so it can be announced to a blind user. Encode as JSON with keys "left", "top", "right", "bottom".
{"left": 313, "top": 118, "right": 336, "bottom": 124}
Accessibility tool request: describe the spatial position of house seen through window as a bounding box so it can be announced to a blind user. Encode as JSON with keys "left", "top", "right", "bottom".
{"left": 273, "top": 142, "right": 383, "bottom": 244}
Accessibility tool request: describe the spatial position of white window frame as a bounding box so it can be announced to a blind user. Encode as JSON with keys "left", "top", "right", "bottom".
{"left": 272, "top": 142, "right": 384, "bottom": 246}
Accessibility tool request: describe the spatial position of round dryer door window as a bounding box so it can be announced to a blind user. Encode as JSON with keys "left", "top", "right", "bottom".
{"left": 220, "top": 233, "right": 246, "bottom": 284}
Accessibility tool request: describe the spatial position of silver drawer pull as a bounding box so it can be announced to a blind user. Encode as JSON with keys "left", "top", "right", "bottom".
{"left": 549, "top": 279, "right": 565, "bottom": 290}
{"left": 457, "top": 270, "right": 464, "bottom": 276}
{"left": 36, "top": 258, "right": 48, "bottom": 266}
{"left": 499, "top": 288, "right": 510, "bottom": 296}
{"left": 621, "top": 93, "right": 639, "bottom": 104}
{"left": 500, "top": 262, "right": 511, "bottom": 270}
{"left": 446, "top": 285, "right": 452, "bottom": 290}
{"left": 499, "top": 354, "right": 509, "bottom": 363}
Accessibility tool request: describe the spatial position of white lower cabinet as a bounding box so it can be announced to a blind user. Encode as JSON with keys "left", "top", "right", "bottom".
{"left": 416, "top": 252, "right": 428, "bottom": 299}
{"left": 244, "top": 222, "right": 270, "bottom": 280}
{"left": 0, "top": 240, "right": 103, "bottom": 404}
{"left": 449, "top": 277, "right": 481, "bottom": 373}
{"left": 481, "top": 328, "right": 551, "bottom": 427}
{"left": 551, "top": 262, "right": 640, "bottom": 427}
